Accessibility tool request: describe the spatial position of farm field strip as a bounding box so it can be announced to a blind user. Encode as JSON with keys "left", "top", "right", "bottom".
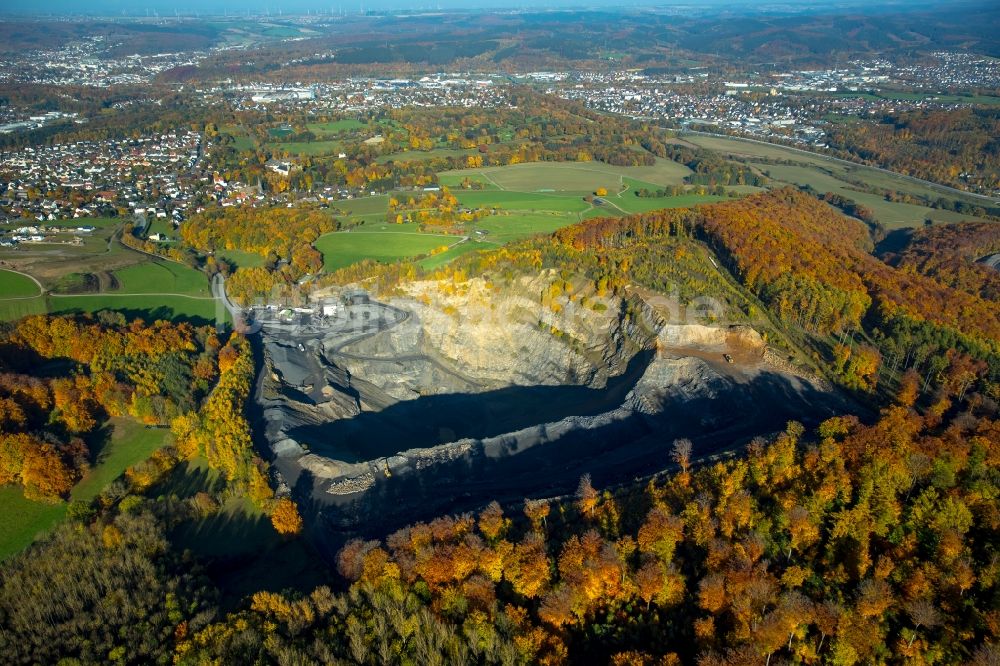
{"left": 440, "top": 159, "right": 690, "bottom": 193}
{"left": 315, "top": 229, "right": 463, "bottom": 272}
{"left": 684, "top": 132, "right": 995, "bottom": 206}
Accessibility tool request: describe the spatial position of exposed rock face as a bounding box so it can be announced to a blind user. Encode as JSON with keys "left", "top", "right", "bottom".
{"left": 254, "top": 273, "right": 834, "bottom": 525}
{"left": 338, "top": 274, "right": 649, "bottom": 395}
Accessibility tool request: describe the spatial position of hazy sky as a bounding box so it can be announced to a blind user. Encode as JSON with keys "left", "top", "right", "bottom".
{"left": 0, "top": 0, "right": 890, "bottom": 16}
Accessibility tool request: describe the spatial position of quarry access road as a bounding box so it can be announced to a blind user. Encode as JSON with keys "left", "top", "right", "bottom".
{"left": 321, "top": 302, "right": 485, "bottom": 390}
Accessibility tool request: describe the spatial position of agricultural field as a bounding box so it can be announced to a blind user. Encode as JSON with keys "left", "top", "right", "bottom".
{"left": 0, "top": 417, "right": 170, "bottom": 560}
{"left": 0, "top": 221, "right": 140, "bottom": 287}
{"left": 112, "top": 261, "right": 211, "bottom": 296}
{"left": 375, "top": 147, "right": 474, "bottom": 164}
{"left": 329, "top": 194, "right": 391, "bottom": 217}
{"left": 48, "top": 293, "right": 219, "bottom": 325}
{"left": 471, "top": 211, "right": 581, "bottom": 243}
{"left": 315, "top": 229, "right": 458, "bottom": 272}
{"left": 0, "top": 268, "right": 42, "bottom": 297}
{"left": 273, "top": 140, "right": 344, "bottom": 157}
{"left": 307, "top": 119, "right": 367, "bottom": 135}
{"left": 610, "top": 192, "right": 728, "bottom": 215}
{"left": 441, "top": 158, "right": 690, "bottom": 194}
{"left": 0, "top": 269, "right": 45, "bottom": 320}
{"left": 685, "top": 133, "right": 996, "bottom": 229}
{"left": 453, "top": 190, "right": 592, "bottom": 213}
{"left": 753, "top": 163, "right": 980, "bottom": 227}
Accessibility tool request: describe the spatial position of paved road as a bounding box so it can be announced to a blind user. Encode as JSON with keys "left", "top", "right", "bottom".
{"left": 212, "top": 273, "right": 242, "bottom": 322}
{"left": 680, "top": 129, "right": 999, "bottom": 205}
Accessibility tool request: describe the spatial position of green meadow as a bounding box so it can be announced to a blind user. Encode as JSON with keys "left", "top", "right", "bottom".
{"left": 113, "top": 261, "right": 211, "bottom": 296}
{"left": 316, "top": 230, "right": 458, "bottom": 272}
{"left": 0, "top": 418, "right": 171, "bottom": 560}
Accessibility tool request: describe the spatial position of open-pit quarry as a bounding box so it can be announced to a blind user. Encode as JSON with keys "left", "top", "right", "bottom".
{"left": 253, "top": 274, "right": 847, "bottom": 535}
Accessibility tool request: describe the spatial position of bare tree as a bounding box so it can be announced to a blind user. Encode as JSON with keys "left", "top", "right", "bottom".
{"left": 904, "top": 598, "right": 942, "bottom": 647}
{"left": 672, "top": 438, "right": 693, "bottom": 472}
{"left": 576, "top": 473, "right": 598, "bottom": 516}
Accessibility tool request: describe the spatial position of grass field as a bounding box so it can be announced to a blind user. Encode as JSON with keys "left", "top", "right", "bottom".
{"left": 442, "top": 159, "right": 691, "bottom": 193}
{"left": 217, "top": 249, "right": 266, "bottom": 269}
{"left": 0, "top": 260, "right": 218, "bottom": 324}
{"left": 48, "top": 294, "right": 219, "bottom": 325}
{"left": 612, "top": 192, "right": 727, "bottom": 214}
{"left": 274, "top": 140, "right": 344, "bottom": 156}
{"left": 308, "top": 119, "right": 366, "bottom": 135}
{"left": 685, "top": 133, "right": 995, "bottom": 229}
{"left": 310, "top": 159, "right": 725, "bottom": 271}
{"left": 376, "top": 147, "right": 474, "bottom": 164}
{"left": 472, "top": 211, "right": 581, "bottom": 243}
{"left": 145, "top": 217, "right": 176, "bottom": 240}
{"left": 685, "top": 133, "right": 988, "bottom": 203}
{"left": 0, "top": 223, "right": 142, "bottom": 287}
{"left": 345, "top": 222, "right": 423, "bottom": 234}
{"left": 755, "top": 162, "right": 987, "bottom": 228}
{"left": 71, "top": 418, "right": 170, "bottom": 503}
{"left": 46, "top": 216, "right": 121, "bottom": 230}
{"left": 0, "top": 489, "right": 66, "bottom": 561}
{"left": 0, "top": 269, "right": 45, "bottom": 320}
{"left": 454, "top": 190, "right": 592, "bottom": 213}
{"left": 113, "top": 261, "right": 211, "bottom": 296}
{"left": 0, "top": 417, "right": 170, "bottom": 560}
{"left": 0, "top": 269, "right": 42, "bottom": 297}
{"left": 330, "top": 194, "right": 390, "bottom": 217}
{"left": 316, "top": 230, "right": 457, "bottom": 271}
{"left": 436, "top": 173, "right": 502, "bottom": 190}
{"left": 0, "top": 296, "right": 47, "bottom": 321}
{"left": 220, "top": 124, "right": 257, "bottom": 152}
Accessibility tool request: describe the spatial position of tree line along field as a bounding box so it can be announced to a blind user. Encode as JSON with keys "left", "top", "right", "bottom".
{"left": 0, "top": 418, "right": 171, "bottom": 560}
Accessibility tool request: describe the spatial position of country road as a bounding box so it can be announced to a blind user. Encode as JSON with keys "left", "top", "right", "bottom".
{"left": 211, "top": 272, "right": 242, "bottom": 322}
